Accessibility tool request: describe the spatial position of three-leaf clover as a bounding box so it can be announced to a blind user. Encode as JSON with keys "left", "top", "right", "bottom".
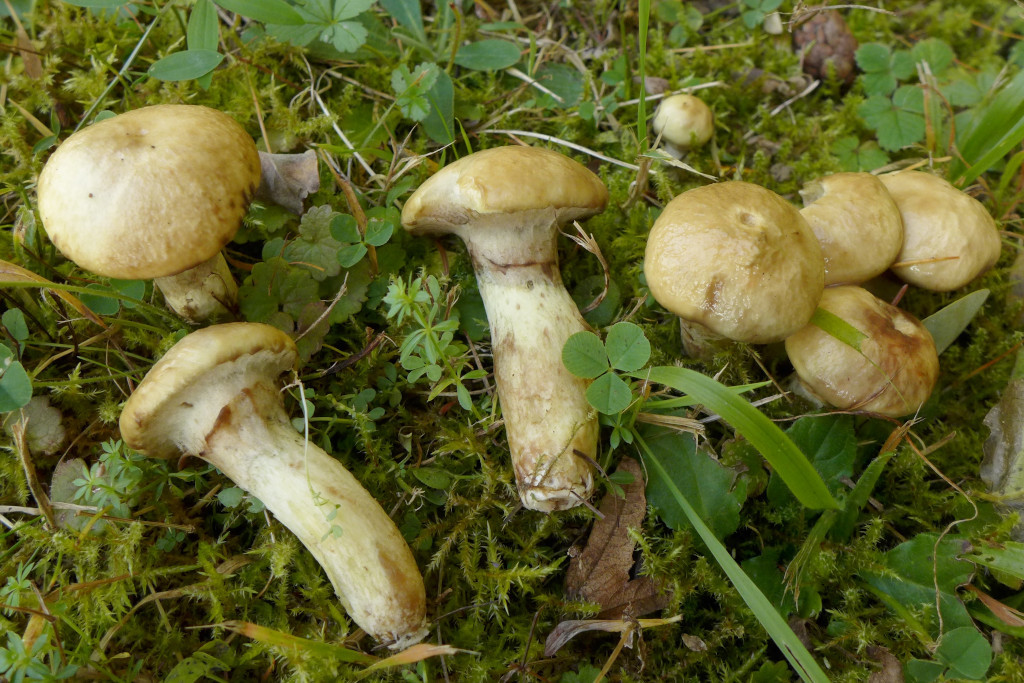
{"left": 562, "top": 322, "right": 651, "bottom": 415}
{"left": 855, "top": 43, "right": 915, "bottom": 96}
{"left": 741, "top": 0, "right": 782, "bottom": 30}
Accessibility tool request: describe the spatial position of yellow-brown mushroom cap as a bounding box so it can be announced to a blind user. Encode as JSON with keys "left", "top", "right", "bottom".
{"left": 785, "top": 285, "right": 939, "bottom": 417}
{"left": 38, "top": 104, "right": 261, "bottom": 280}
{"left": 652, "top": 94, "right": 714, "bottom": 151}
{"left": 879, "top": 170, "right": 1001, "bottom": 291}
{"left": 120, "top": 322, "right": 297, "bottom": 460}
{"left": 400, "top": 145, "right": 608, "bottom": 235}
{"left": 644, "top": 181, "right": 825, "bottom": 344}
{"left": 799, "top": 172, "right": 904, "bottom": 285}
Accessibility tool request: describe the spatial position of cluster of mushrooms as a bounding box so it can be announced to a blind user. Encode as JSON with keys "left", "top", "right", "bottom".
{"left": 32, "top": 97, "right": 1002, "bottom": 650}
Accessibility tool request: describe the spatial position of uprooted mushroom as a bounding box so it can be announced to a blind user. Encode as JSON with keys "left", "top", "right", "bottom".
{"left": 401, "top": 145, "right": 609, "bottom": 512}
{"left": 119, "top": 322, "right": 428, "bottom": 648}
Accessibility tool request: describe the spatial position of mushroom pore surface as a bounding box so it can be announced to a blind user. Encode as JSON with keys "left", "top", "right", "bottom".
{"left": 644, "top": 181, "right": 825, "bottom": 344}
{"left": 38, "top": 104, "right": 260, "bottom": 280}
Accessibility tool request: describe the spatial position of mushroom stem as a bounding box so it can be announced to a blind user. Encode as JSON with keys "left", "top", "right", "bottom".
{"left": 468, "top": 223, "right": 597, "bottom": 512}
{"left": 153, "top": 252, "right": 238, "bottom": 322}
{"left": 199, "top": 382, "right": 428, "bottom": 649}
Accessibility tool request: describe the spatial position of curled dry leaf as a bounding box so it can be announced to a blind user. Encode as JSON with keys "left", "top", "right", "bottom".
{"left": 866, "top": 645, "right": 903, "bottom": 683}
{"left": 981, "top": 377, "right": 1024, "bottom": 538}
{"left": 543, "top": 615, "right": 682, "bottom": 657}
{"left": 565, "top": 457, "right": 669, "bottom": 619}
{"left": 257, "top": 150, "right": 320, "bottom": 215}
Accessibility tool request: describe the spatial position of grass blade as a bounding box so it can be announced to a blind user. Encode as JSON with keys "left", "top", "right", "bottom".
{"left": 636, "top": 432, "right": 830, "bottom": 683}
{"left": 634, "top": 366, "right": 839, "bottom": 510}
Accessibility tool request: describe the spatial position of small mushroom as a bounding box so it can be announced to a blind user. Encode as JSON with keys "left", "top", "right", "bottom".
{"left": 652, "top": 94, "right": 714, "bottom": 157}
{"left": 38, "top": 104, "right": 261, "bottom": 322}
{"left": 401, "top": 145, "right": 608, "bottom": 512}
{"left": 879, "top": 170, "right": 1002, "bottom": 291}
{"left": 644, "top": 181, "right": 824, "bottom": 351}
{"left": 785, "top": 285, "right": 939, "bottom": 417}
{"left": 119, "top": 322, "right": 428, "bottom": 648}
{"left": 798, "top": 172, "right": 904, "bottom": 285}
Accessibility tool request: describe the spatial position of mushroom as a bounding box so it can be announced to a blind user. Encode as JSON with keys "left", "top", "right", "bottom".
{"left": 644, "top": 181, "right": 824, "bottom": 354}
{"left": 119, "top": 322, "right": 428, "bottom": 648}
{"left": 798, "top": 172, "right": 904, "bottom": 285}
{"left": 651, "top": 94, "right": 714, "bottom": 157}
{"left": 784, "top": 285, "right": 939, "bottom": 417}
{"left": 878, "top": 170, "right": 1002, "bottom": 291}
{"left": 37, "top": 104, "right": 261, "bottom": 322}
{"left": 401, "top": 145, "right": 608, "bottom": 512}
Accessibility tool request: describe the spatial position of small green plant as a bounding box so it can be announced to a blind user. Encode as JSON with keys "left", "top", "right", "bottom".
{"left": 0, "top": 633, "right": 78, "bottom": 682}
{"left": 71, "top": 439, "right": 146, "bottom": 520}
{"left": 741, "top": 0, "right": 782, "bottom": 29}
{"left": 382, "top": 274, "right": 486, "bottom": 411}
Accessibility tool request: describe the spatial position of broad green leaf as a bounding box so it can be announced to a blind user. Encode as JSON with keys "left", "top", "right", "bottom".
{"left": 905, "top": 659, "right": 945, "bottom": 683}
{"left": 187, "top": 0, "right": 220, "bottom": 51}
{"left": 338, "top": 244, "right": 368, "bottom": 268}
{"left": 411, "top": 466, "right": 452, "bottom": 490}
{"left": 534, "top": 63, "right": 584, "bottom": 109}
{"left": 0, "top": 351, "right": 32, "bottom": 413}
{"left": 148, "top": 50, "right": 224, "bottom": 81}
{"left": 283, "top": 205, "right": 344, "bottom": 281}
{"left": 911, "top": 38, "right": 954, "bottom": 73}
{"left": 585, "top": 372, "right": 633, "bottom": 415}
{"left": 643, "top": 428, "right": 745, "bottom": 540}
{"left": 634, "top": 366, "right": 839, "bottom": 510}
{"left": 322, "top": 20, "right": 368, "bottom": 54}
{"left": 330, "top": 214, "right": 362, "bottom": 243}
{"left": 421, "top": 69, "right": 455, "bottom": 145}
{"left": 365, "top": 219, "right": 394, "bottom": 247}
{"left": 742, "top": 548, "right": 797, "bottom": 616}
{"left": 861, "top": 533, "right": 974, "bottom": 637}
{"left": 214, "top": 0, "right": 305, "bottom": 24}
{"left": 856, "top": 43, "right": 914, "bottom": 95}
{"left": 2, "top": 309, "right": 28, "bottom": 341}
{"left": 636, "top": 432, "right": 831, "bottom": 683}
{"left": 605, "top": 321, "right": 651, "bottom": 372}
{"left": 571, "top": 275, "right": 622, "bottom": 328}
{"left": 379, "top": 0, "right": 425, "bottom": 42}
{"left": 966, "top": 541, "right": 1024, "bottom": 582}
{"left": 80, "top": 283, "right": 121, "bottom": 315}
{"left": 59, "top": 0, "right": 126, "bottom": 7}
{"left": 922, "top": 289, "right": 989, "bottom": 354}
{"left": 217, "top": 487, "right": 246, "bottom": 508}
{"left": 561, "top": 331, "right": 608, "bottom": 379}
{"left": 810, "top": 307, "right": 867, "bottom": 352}
{"left": 858, "top": 95, "right": 925, "bottom": 151}
{"left": 454, "top": 39, "right": 521, "bottom": 71}
{"left": 768, "top": 416, "right": 857, "bottom": 504}
{"left": 110, "top": 279, "right": 146, "bottom": 308}
{"left": 934, "top": 627, "right": 992, "bottom": 679}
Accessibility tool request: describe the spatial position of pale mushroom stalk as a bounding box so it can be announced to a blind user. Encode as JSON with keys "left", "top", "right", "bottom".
{"left": 152, "top": 253, "right": 239, "bottom": 322}
{"left": 467, "top": 214, "right": 598, "bottom": 510}
{"left": 401, "top": 146, "right": 608, "bottom": 512}
{"left": 120, "top": 323, "right": 428, "bottom": 649}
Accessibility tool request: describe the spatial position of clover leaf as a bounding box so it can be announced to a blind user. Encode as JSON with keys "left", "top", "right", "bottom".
{"left": 562, "top": 322, "right": 651, "bottom": 415}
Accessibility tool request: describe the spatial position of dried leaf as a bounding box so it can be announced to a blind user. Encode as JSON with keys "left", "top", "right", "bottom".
{"left": 257, "top": 150, "right": 320, "bottom": 215}
{"left": 356, "top": 643, "right": 471, "bottom": 677}
{"left": 566, "top": 457, "right": 669, "bottom": 619}
{"left": 967, "top": 585, "right": 1024, "bottom": 627}
{"left": 0, "top": 259, "right": 106, "bottom": 328}
{"left": 543, "top": 615, "right": 682, "bottom": 657}
{"left": 982, "top": 378, "right": 1024, "bottom": 537}
{"left": 866, "top": 645, "right": 903, "bottom": 683}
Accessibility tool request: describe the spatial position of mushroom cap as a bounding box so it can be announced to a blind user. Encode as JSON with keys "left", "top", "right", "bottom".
{"left": 785, "top": 285, "right": 939, "bottom": 417}
{"left": 38, "top": 104, "right": 261, "bottom": 280}
{"left": 652, "top": 94, "right": 714, "bottom": 150}
{"left": 400, "top": 145, "right": 608, "bottom": 236}
{"left": 879, "top": 170, "right": 1001, "bottom": 291}
{"left": 644, "top": 181, "right": 825, "bottom": 344}
{"left": 799, "top": 172, "right": 904, "bottom": 285}
{"left": 120, "top": 323, "right": 297, "bottom": 460}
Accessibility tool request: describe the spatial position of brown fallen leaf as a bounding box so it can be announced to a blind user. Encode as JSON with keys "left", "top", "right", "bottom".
{"left": 543, "top": 615, "right": 682, "bottom": 657}
{"left": 566, "top": 457, "right": 669, "bottom": 619}
{"left": 866, "top": 645, "right": 903, "bottom": 683}
{"left": 966, "top": 584, "right": 1024, "bottom": 627}
{"left": 257, "top": 150, "right": 320, "bottom": 215}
